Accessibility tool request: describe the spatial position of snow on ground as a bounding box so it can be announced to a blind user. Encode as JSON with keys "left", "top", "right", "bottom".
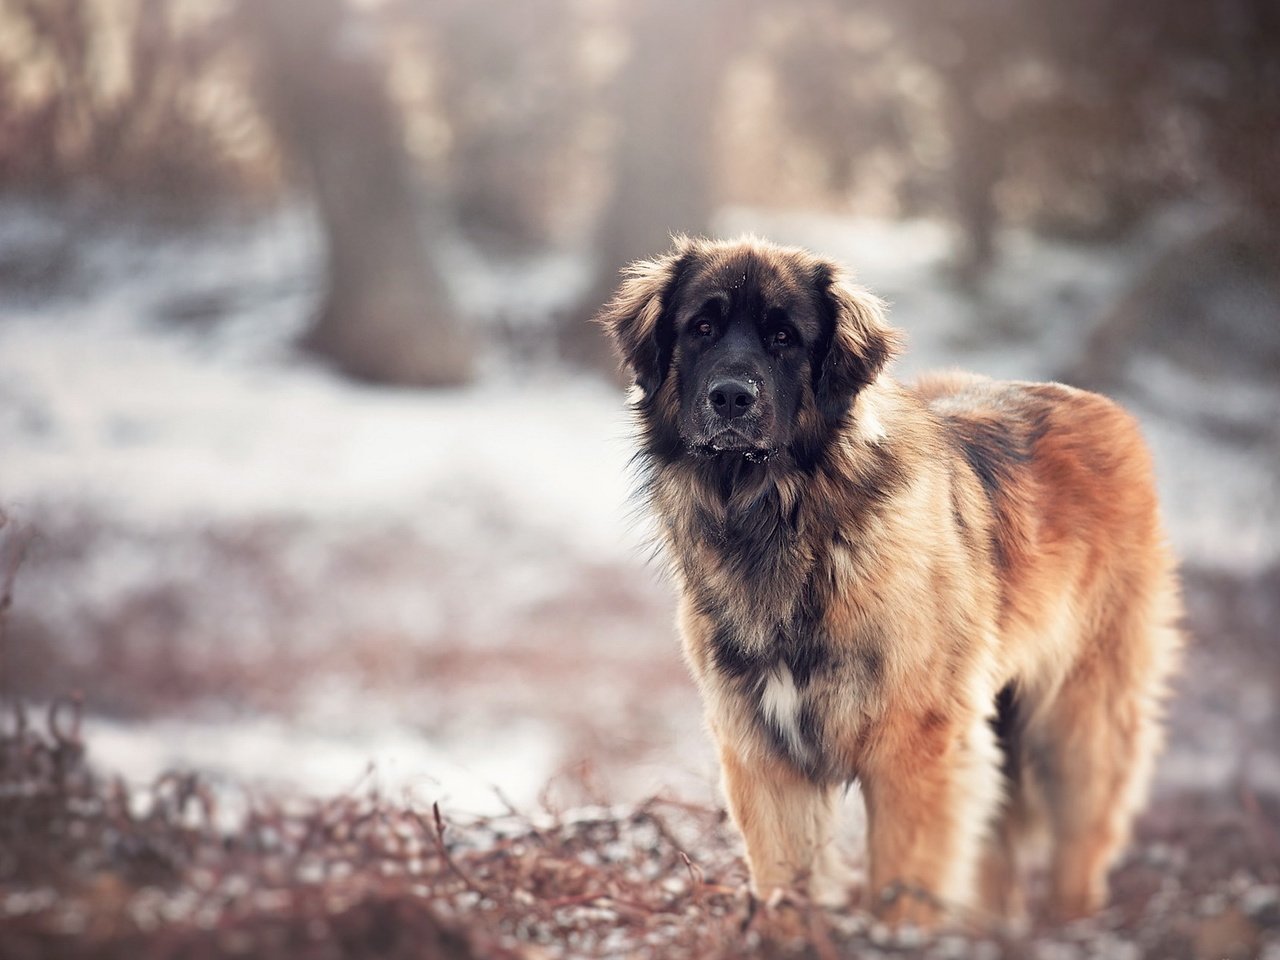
{"left": 3, "top": 319, "right": 642, "bottom": 558}
{"left": 1, "top": 200, "right": 1276, "bottom": 813}
{"left": 87, "top": 710, "right": 561, "bottom": 818}
{"left": 0, "top": 209, "right": 641, "bottom": 560}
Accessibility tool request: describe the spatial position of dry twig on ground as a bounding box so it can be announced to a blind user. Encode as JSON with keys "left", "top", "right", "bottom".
{"left": 0, "top": 700, "right": 1277, "bottom": 959}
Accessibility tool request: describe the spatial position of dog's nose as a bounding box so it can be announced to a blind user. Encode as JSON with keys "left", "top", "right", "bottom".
{"left": 709, "top": 379, "right": 758, "bottom": 419}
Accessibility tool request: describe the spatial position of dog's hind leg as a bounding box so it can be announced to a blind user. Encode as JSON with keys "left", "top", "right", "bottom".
{"left": 978, "top": 811, "right": 1023, "bottom": 924}
{"left": 1030, "top": 605, "right": 1179, "bottom": 921}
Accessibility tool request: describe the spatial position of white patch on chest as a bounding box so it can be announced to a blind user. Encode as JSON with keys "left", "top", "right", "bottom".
{"left": 760, "top": 664, "right": 808, "bottom": 762}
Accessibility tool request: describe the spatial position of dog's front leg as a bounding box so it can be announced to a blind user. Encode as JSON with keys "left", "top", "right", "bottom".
{"left": 861, "top": 708, "right": 1002, "bottom": 927}
{"left": 717, "top": 737, "right": 845, "bottom": 907}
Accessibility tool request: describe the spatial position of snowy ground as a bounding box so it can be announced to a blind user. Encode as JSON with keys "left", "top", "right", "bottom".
{"left": 1, "top": 199, "right": 1276, "bottom": 824}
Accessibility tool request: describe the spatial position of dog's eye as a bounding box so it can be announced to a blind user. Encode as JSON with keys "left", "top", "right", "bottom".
{"left": 695, "top": 320, "right": 715, "bottom": 337}
{"left": 770, "top": 327, "right": 795, "bottom": 346}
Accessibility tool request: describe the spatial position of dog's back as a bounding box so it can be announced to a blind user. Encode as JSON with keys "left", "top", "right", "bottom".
{"left": 918, "top": 370, "right": 1183, "bottom": 919}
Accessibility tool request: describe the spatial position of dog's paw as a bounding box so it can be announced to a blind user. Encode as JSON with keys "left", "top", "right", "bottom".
{"left": 809, "top": 876, "right": 856, "bottom": 910}
{"left": 874, "top": 881, "right": 947, "bottom": 931}
{"left": 749, "top": 889, "right": 815, "bottom": 943}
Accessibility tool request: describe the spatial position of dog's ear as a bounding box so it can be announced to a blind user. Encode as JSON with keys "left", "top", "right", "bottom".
{"left": 594, "top": 237, "right": 698, "bottom": 400}
{"left": 812, "top": 261, "right": 902, "bottom": 422}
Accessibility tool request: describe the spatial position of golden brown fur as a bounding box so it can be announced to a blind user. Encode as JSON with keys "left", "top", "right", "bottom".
{"left": 596, "top": 236, "right": 1182, "bottom": 927}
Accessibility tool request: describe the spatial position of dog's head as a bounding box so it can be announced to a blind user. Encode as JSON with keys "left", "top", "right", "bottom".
{"left": 596, "top": 236, "right": 900, "bottom": 468}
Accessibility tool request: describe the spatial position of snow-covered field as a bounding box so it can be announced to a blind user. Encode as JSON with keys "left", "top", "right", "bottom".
{"left": 1, "top": 200, "right": 1276, "bottom": 816}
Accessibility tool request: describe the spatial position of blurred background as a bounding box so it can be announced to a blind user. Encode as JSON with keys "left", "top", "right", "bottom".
{"left": 0, "top": 0, "right": 1276, "bottom": 818}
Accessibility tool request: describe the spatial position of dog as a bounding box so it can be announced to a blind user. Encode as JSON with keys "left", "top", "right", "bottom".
{"left": 596, "top": 235, "right": 1182, "bottom": 927}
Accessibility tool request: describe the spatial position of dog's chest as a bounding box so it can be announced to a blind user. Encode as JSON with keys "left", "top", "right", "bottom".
{"left": 698, "top": 572, "right": 887, "bottom": 783}
{"left": 706, "top": 608, "right": 848, "bottom": 780}
{"left": 687, "top": 523, "right": 812, "bottom": 649}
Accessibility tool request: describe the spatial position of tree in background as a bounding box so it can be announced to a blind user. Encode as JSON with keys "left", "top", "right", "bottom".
{"left": 1027, "top": 0, "right": 1280, "bottom": 235}
{"left": 767, "top": 0, "right": 1203, "bottom": 283}
{"left": 0, "top": 0, "right": 261, "bottom": 205}
{"left": 1, "top": 0, "right": 1275, "bottom": 380}
{"left": 1029, "top": 0, "right": 1280, "bottom": 389}
{"left": 416, "top": 0, "right": 593, "bottom": 255}
{"left": 241, "top": 0, "right": 471, "bottom": 388}
{"left": 568, "top": 0, "right": 746, "bottom": 370}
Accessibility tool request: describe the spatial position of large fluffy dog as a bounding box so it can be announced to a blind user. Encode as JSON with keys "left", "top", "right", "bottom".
{"left": 597, "top": 236, "right": 1182, "bottom": 926}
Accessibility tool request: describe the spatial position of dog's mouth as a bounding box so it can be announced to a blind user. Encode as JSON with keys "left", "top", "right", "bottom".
{"left": 696, "top": 429, "right": 778, "bottom": 462}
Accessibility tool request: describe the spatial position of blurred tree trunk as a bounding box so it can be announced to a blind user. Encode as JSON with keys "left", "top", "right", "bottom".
{"left": 242, "top": 0, "right": 471, "bottom": 387}
{"left": 946, "top": 64, "right": 1001, "bottom": 288}
{"left": 889, "top": 0, "right": 1011, "bottom": 288}
{"left": 567, "top": 0, "right": 737, "bottom": 372}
